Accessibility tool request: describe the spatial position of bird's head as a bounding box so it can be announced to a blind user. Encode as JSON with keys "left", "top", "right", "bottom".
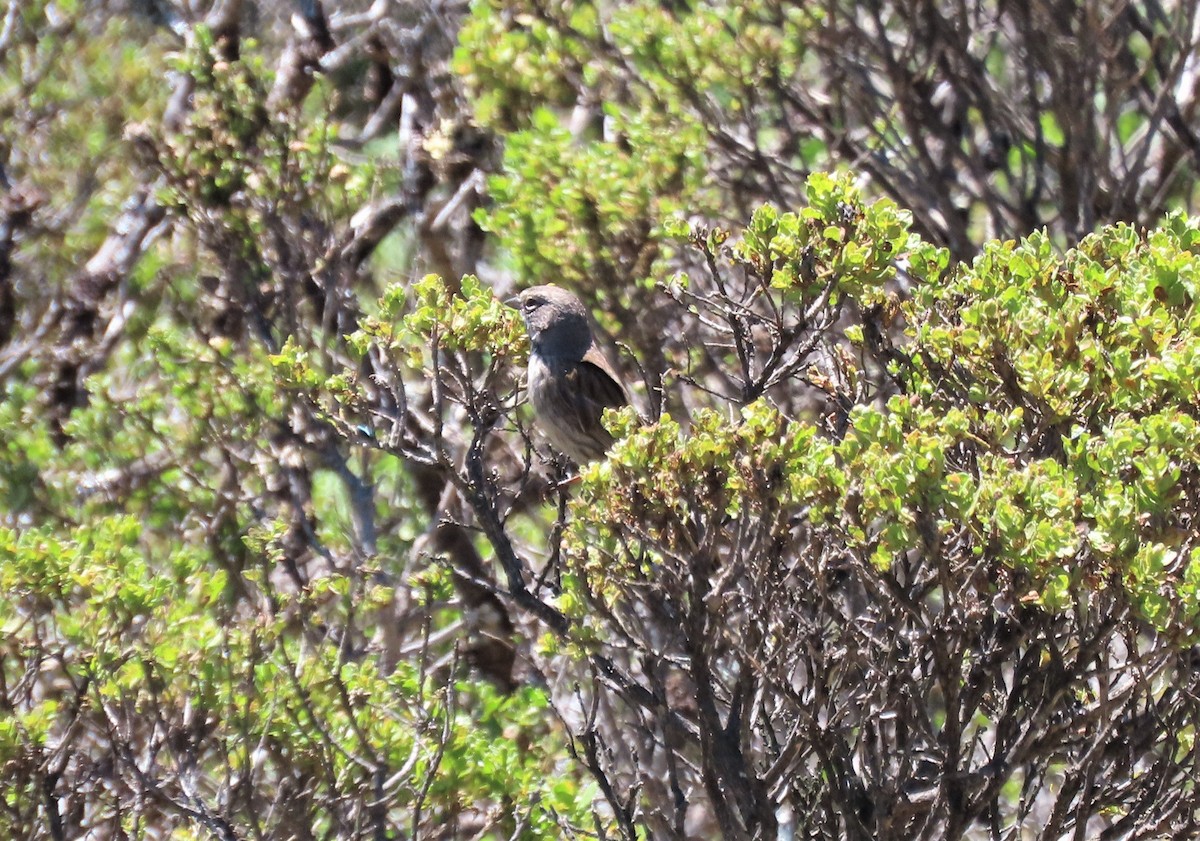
{"left": 510, "top": 284, "right": 594, "bottom": 358}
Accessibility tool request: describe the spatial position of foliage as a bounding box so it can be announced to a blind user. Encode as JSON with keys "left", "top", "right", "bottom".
{"left": 460, "top": 0, "right": 1200, "bottom": 259}
{"left": 553, "top": 187, "right": 1200, "bottom": 838}
{"left": 4, "top": 1, "right": 1200, "bottom": 841}
{"left": 0, "top": 3, "right": 596, "bottom": 838}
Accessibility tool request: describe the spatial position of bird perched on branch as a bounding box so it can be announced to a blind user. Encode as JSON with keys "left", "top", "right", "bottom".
{"left": 510, "top": 284, "right": 628, "bottom": 465}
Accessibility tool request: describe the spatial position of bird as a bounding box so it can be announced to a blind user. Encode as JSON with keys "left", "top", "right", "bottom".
{"left": 510, "top": 284, "right": 628, "bottom": 464}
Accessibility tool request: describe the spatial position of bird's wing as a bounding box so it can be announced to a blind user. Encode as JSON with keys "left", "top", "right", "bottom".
{"left": 579, "top": 345, "right": 628, "bottom": 409}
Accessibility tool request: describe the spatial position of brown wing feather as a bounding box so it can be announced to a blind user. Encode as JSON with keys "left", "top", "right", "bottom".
{"left": 527, "top": 344, "right": 628, "bottom": 463}
{"left": 579, "top": 345, "right": 628, "bottom": 410}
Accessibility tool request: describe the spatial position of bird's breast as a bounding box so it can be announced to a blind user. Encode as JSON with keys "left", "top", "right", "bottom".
{"left": 527, "top": 353, "right": 575, "bottom": 407}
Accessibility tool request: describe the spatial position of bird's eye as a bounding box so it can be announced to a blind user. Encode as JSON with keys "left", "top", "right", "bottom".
{"left": 524, "top": 298, "right": 542, "bottom": 311}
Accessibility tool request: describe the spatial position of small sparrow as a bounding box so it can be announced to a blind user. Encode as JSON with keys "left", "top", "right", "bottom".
{"left": 510, "top": 284, "right": 628, "bottom": 464}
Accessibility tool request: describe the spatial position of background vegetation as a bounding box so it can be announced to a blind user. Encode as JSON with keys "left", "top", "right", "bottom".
{"left": 3, "top": 0, "right": 1200, "bottom": 838}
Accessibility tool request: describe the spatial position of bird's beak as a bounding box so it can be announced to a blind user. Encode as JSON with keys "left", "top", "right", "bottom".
{"left": 504, "top": 295, "right": 520, "bottom": 309}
